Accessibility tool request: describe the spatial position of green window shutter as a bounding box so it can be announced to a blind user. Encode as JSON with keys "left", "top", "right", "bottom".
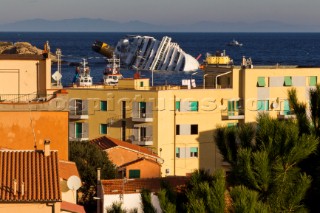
{"left": 129, "top": 170, "right": 140, "bottom": 178}
{"left": 257, "top": 77, "right": 266, "bottom": 87}
{"left": 190, "top": 147, "right": 198, "bottom": 152}
{"left": 140, "top": 81, "right": 144, "bottom": 87}
{"left": 227, "top": 123, "right": 236, "bottom": 128}
{"left": 284, "top": 76, "right": 292, "bottom": 86}
{"left": 176, "top": 101, "right": 180, "bottom": 111}
{"left": 190, "top": 101, "right": 198, "bottom": 111}
{"left": 140, "top": 102, "right": 146, "bottom": 108}
{"left": 265, "top": 100, "right": 269, "bottom": 111}
{"left": 228, "top": 101, "right": 235, "bottom": 115}
{"left": 310, "top": 76, "right": 317, "bottom": 86}
{"left": 100, "top": 101, "right": 107, "bottom": 111}
{"left": 75, "top": 123, "right": 82, "bottom": 138}
{"left": 284, "top": 100, "right": 290, "bottom": 115}
{"left": 176, "top": 148, "right": 180, "bottom": 158}
{"left": 257, "top": 100, "right": 264, "bottom": 111}
{"left": 100, "top": 124, "right": 108, "bottom": 134}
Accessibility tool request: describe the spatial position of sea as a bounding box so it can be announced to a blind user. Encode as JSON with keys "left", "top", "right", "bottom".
{"left": 1, "top": 32, "right": 320, "bottom": 86}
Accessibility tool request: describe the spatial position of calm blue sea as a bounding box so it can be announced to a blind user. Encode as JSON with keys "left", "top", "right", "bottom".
{"left": 1, "top": 32, "right": 320, "bottom": 86}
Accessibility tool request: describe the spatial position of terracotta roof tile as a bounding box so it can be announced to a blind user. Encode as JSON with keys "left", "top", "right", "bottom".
{"left": 59, "top": 160, "right": 80, "bottom": 181}
{"left": 90, "top": 136, "right": 158, "bottom": 157}
{"left": 0, "top": 150, "right": 61, "bottom": 202}
{"left": 118, "top": 157, "right": 160, "bottom": 168}
{"left": 61, "top": 201, "right": 86, "bottom": 213}
{"left": 101, "top": 176, "right": 189, "bottom": 195}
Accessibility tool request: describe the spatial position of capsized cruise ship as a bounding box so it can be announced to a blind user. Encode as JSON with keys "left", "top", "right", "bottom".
{"left": 92, "top": 35, "right": 200, "bottom": 72}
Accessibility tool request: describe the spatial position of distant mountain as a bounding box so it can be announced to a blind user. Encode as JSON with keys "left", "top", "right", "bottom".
{"left": 0, "top": 18, "right": 319, "bottom": 32}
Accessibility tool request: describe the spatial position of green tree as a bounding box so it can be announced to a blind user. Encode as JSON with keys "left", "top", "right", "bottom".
{"left": 140, "top": 189, "right": 157, "bottom": 213}
{"left": 69, "top": 141, "right": 116, "bottom": 212}
{"left": 289, "top": 87, "right": 320, "bottom": 212}
{"left": 215, "top": 114, "right": 318, "bottom": 212}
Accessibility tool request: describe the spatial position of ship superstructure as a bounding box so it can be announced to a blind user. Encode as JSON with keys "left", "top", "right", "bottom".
{"left": 93, "top": 35, "right": 199, "bottom": 72}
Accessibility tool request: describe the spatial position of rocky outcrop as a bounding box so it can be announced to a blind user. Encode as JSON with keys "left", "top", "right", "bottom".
{"left": 0, "top": 41, "right": 57, "bottom": 62}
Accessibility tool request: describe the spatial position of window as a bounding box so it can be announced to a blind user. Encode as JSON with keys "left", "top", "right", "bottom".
{"left": 257, "top": 100, "right": 269, "bottom": 111}
{"left": 100, "top": 101, "right": 107, "bottom": 111}
{"left": 191, "top": 125, "right": 198, "bottom": 134}
{"left": 284, "top": 76, "right": 292, "bottom": 86}
{"left": 100, "top": 124, "right": 108, "bottom": 134}
{"left": 75, "top": 122, "right": 82, "bottom": 138}
{"left": 176, "top": 124, "right": 198, "bottom": 135}
{"left": 140, "top": 81, "right": 144, "bottom": 87}
{"left": 176, "top": 101, "right": 180, "bottom": 111}
{"left": 228, "top": 123, "right": 237, "bottom": 128}
{"left": 257, "top": 77, "right": 266, "bottom": 87}
{"left": 190, "top": 101, "right": 198, "bottom": 111}
{"left": 176, "top": 148, "right": 180, "bottom": 158}
{"left": 309, "top": 76, "right": 317, "bottom": 86}
{"left": 129, "top": 170, "right": 140, "bottom": 178}
{"left": 190, "top": 147, "right": 198, "bottom": 157}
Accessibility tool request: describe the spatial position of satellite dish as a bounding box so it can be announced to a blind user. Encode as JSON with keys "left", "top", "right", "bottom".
{"left": 67, "top": 175, "right": 81, "bottom": 191}
{"left": 272, "top": 102, "right": 279, "bottom": 109}
{"left": 52, "top": 71, "right": 62, "bottom": 81}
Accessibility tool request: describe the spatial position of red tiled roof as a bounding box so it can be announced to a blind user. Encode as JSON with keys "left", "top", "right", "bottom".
{"left": 59, "top": 160, "right": 80, "bottom": 181}
{"left": 90, "top": 136, "right": 158, "bottom": 158}
{"left": 0, "top": 150, "right": 61, "bottom": 202}
{"left": 61, "top": 201, "right": 86, "bottom": 213}
{"left": 101, "top": 176, "right": 189, "bottom": 195}
{"left": 118, "top": 157, "right": 160, "bottom": 168}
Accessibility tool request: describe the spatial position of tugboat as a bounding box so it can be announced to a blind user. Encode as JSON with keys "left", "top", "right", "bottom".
{"left": 73, "top": 59, "right": 93, "bottom": 86}
{"left": 103, "top": 54, "right": 123, "bottom": 85}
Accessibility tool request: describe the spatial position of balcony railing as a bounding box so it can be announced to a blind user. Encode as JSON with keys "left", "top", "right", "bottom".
{"left": 0, "top": 93, "right": 55, "bottom": 103}
{"left": 221, "top": 110, "right": 245, "bottom": 120}
{"left": 131, "top": 136, "right": 153, "bottom": 146}
{"left": 69, "top": 110, "right": 89, "bottom": 119}
{"left": 69, "top": 133, "right": 89, "bottom": 141}
{"left": 277, "top": 111, "right": 296, "bottom": 119}
{"left": 132, "top": 112, "right": 153, "bottom": 122}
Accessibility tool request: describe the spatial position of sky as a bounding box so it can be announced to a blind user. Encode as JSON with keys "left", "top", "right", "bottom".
{"left": 1, "top": 0, "right": 320, "bottom": 26}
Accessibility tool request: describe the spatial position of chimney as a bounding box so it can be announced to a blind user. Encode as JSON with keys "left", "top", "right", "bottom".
{"left": 13, "top": 179, "right": 17, "bottom": 196}
{"left": 44, "top": 139, "right": 51, "bottom": 157}
{"left": 97, "top": 168, "right": 101, "bottom": 183}
{"left": 21, "top": 182, "right": 25, "bottom": 196}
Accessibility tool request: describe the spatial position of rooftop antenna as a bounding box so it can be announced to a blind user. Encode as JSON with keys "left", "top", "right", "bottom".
{"left": 52, "top": 49, "right": 62, "bottom": 87}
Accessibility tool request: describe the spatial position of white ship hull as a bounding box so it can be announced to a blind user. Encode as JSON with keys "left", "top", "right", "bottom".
{"left": 114, "top": 35, "right": 199, "bottom": 72}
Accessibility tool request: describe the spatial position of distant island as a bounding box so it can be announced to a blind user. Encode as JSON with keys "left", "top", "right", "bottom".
{"left": 0, "top": 18, "right": 320, "bottom": 32}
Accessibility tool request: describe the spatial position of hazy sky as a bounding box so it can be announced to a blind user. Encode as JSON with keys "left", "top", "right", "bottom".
{"left": 1, "top": 0, "right": 319, "bottom": 26}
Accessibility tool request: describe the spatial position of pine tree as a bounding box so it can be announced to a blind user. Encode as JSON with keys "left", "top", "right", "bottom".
{"left": 215, "top": 114, "right": 318, "bottom": 212}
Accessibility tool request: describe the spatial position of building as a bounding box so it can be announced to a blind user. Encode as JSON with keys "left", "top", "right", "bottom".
{"left": 91, "top": 136, "right": 163, "bottom": 178}
{"left": 0, "top": 144, "right": 61, "bottom": 213}
{"left": 0, "top": 54, "right": 69, "bottom": 160}
{"left": 59, "top": 160, "right": 85, "bottom": 213}
{"left": 66, "top": 62, "right": 320, "bottom": 177}
{"left": 97, "top": 176, "right": 188, "bottom": 213}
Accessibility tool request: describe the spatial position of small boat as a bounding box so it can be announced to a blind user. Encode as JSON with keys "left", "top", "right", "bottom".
{"left": 103, "top": 54, "right": 123, "bottom": 85}
{"left": 227, "top": 39, "right": 243, "bottom": 47}
{"left": 73, "top": 59, "right": 93, "bottom": 86}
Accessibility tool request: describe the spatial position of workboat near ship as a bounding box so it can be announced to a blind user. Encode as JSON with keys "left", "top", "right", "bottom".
{"left": 103, "top": 54, "right": 123, "bottom": 85}
{"left": 202, "top": 50, "right": 234, "bottom": 67}
{"left": 73, "top": 59, "right": 93, "bottom": 86}
{"left": 92, "top": 35, "right": 199, "bottom": 72}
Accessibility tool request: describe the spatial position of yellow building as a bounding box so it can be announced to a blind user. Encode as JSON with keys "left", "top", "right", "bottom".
{"left": 0, "top": 54, "right": 69, "bottom": 160}
{"left": 66, "top": 62, "right": 320, "bottom": 177}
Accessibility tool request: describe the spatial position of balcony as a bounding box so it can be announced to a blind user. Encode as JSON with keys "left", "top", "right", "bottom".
{"left": 277, "top": 111, "right": 296, "bottom": 120}
{"left": 132, "top": 112, "right": 153, "bottom": 122}
{"left": 69, "top": 110, "right": 89, "bottom": 120}
{"left": 221, "top": 110, "right": 245, "bottom": 120}
{"left": 131, "top": 136, "right": 153, "bottom": 146}
{"left": 69, "top": 133, "right": 89, "bottom": 142}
